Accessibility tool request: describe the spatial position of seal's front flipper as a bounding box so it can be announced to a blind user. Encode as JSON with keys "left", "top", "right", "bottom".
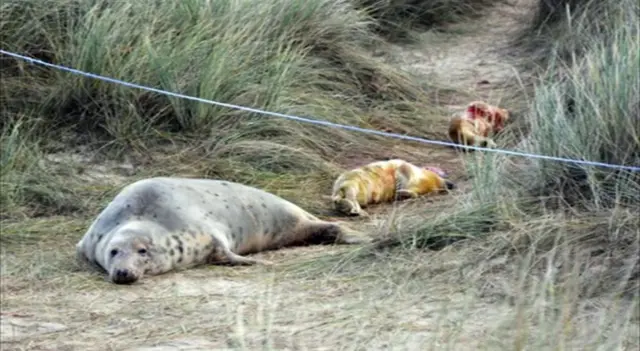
{"left": 221, "top": 247, "right": 274, "bottom": 266}
{"left": 75, "top": 241, "right": 103, "bottom": 272}
{"left": 396, "top": 189, "right": 418, "bottom": 200}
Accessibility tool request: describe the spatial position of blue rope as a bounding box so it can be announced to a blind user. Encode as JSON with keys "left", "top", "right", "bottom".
{"left": 2, "top": 49, "right": 638, "bottom": 172}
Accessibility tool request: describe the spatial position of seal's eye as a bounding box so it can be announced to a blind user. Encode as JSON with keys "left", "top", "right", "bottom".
{"left": 138, "top": 248, "right": 147, "bottom": 255}
{"left": 110, "top": 249, "right": 119, "bottom": 257}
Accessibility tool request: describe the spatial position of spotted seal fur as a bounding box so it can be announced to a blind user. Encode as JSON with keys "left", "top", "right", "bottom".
{"left": 76, "top": 177, "right": 369, "bottom": 284}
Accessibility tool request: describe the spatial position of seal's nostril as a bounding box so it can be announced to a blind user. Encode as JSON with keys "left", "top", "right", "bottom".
{"left": 116, "top": 269, "right": 128, "bottom": 277}
{"left": 112, "top": 270, "right": 137, "bottom": 284}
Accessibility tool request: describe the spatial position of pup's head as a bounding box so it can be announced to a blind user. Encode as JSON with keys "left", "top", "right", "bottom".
{"left": 490, "top": 107, "right": 509, "bottom": 132}
{"left": 422, "top": 167, "right": 456, "bottom": 192}
{"left": 444, "top": 180, "right": 456, "bottom": 191}
{"left": 466, "top": 101, "right": 509, "bottom": 132}
{"left": 466, "top": 101, "right": 492, "bottom": 120}
{"left": 104, "top": 231, "right": 154, "bottom": 285}
{"left": 333, "top": 197, "right": 361, "bottom": 216}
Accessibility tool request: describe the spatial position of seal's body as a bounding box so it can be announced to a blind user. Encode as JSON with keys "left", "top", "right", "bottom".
{"left": 330, "top": 159, "right": 455, "bottom": 217}
{"left": 76, "top": 177, "right": 369, "bottom": 284}
{"left": 448, "top": 100, "right": 509, "bottom": 149}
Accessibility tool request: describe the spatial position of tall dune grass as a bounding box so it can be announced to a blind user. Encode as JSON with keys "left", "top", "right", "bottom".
{"left": 354, "top": 0, "right": 507, "bottom": 42}
{"left": 513, "top": 0, "right": 639, "bottom": 66}
{"left": 0, "top": 0, "right": 447, "bottom": 143}
{"left": 0, "top": 0, "right": 454, "bottom": 217}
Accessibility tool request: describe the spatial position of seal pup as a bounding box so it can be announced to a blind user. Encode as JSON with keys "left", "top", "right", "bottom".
{"left": 76, "top": 177, "right": 370, "bottom": 284}
{"left": 330, "top": 159, "right": 456, "bottom": 217}
{"left": 448, "top": 100, "right": 509, "bottom": 149}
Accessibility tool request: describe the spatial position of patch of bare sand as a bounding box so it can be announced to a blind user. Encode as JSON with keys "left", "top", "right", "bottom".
{"left": 3, "top": 231, "right": 638, "bottom": 350}
{"left": 1, "top": 250, "right": 515, "bottom": 350}
{"left": 1, "top": 315, "right": 69, "bottom": 343}
{"left": 379, "top": 0, "right": 537, "bottom": 108}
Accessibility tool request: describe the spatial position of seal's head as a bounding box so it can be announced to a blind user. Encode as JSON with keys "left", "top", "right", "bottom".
{"left": 465, "top": 101, "right": 509, "bottom": 133}
{"left": 424, "top": 166, "right": 448, "bottom": 178}
{"left": 105, "top": 233, "right": 153, "bottom": 285}
{"left": 422, "top": 166, "right": 456, "bottom": 192}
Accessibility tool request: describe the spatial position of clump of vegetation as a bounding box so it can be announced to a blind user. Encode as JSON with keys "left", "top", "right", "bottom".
{"left": 354, "top": 0, "right": 506, "bottom": 42}
{"left": 513, "top": 0, "right": 639, "bottom": 66}
{"left": 0, "top": 0, "right": 416, "bottom": 139}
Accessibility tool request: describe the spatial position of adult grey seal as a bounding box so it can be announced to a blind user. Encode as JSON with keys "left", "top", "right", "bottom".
{"left": 75, "top": 177, "right": 370, "bottom": 284}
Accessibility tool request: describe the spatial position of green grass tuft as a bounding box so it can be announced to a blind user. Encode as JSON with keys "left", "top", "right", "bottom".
{"left": 512, "top": 0, "right": 640, "bottom": 68}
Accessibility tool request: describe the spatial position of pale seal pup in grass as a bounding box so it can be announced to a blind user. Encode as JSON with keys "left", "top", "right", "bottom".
{"left": 330, "top": 159, "right": 456, "bottom": 217}
{"left": 75, "top": 177, "right": 370, "bottom": 285}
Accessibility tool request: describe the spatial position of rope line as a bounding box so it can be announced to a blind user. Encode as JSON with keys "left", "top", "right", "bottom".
{"left": 2, "top": 49, "right": 638, "bottom": 172}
